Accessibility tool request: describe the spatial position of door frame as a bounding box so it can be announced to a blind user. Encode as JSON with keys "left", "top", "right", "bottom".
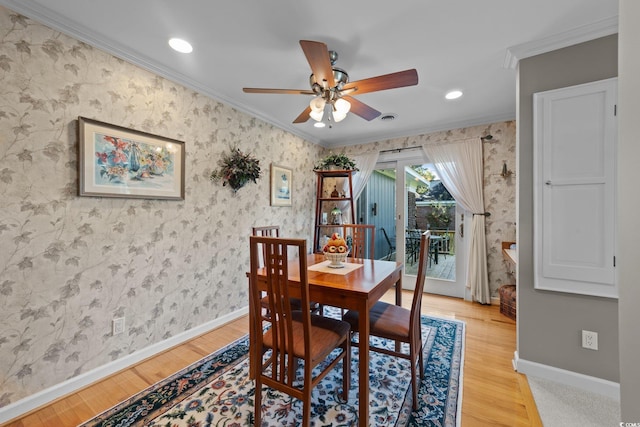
{"left": 376, "top": 149, "right": 470, "bottom": 298}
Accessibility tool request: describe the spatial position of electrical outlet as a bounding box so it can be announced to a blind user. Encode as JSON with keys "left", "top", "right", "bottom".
{"left": 582, "top": 330, "right": 598, "bottom": 350}
{"left": 112, "top": 317, "right": 125, "bottom": 335}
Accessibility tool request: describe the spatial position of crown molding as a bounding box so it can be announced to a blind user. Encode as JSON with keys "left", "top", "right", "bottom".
{"left": 504, "top": 16, "right": 619, "bottom": 69}
{"left": 0, "top": 0, "right": 611, "bottom": 148}
{"left": 0, "top": 0, "right": 323, "bottom": 146}
{"left": 325, "top": 111, "right": 516, "bottom": 149}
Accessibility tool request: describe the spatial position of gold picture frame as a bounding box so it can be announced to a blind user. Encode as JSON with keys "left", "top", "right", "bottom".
{"left": 78, "top": 116, "right": 185, "bottom": 200}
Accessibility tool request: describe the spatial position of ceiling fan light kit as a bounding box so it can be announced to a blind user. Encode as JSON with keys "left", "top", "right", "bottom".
{"left": 243, "top": 40, "right": 418, "bottom": 125}
{"left": 310, "top": 96, "right": 351, "bottom": 123}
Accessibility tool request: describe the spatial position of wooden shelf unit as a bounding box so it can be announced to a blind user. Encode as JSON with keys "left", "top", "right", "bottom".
{"left": 313, "top": 170, "right": 355, "bottom": 253}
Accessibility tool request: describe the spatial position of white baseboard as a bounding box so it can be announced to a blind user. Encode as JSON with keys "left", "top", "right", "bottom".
{"left": 513, "top": 351, "right": 620, "bottom": 401}
{"left": 0, "top": 307, "right": 249, "bottom": 425}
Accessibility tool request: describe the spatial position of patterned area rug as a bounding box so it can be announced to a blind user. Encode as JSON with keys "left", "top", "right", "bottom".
{"left": 80, "top": 312, "right": 464, "bottom": 427}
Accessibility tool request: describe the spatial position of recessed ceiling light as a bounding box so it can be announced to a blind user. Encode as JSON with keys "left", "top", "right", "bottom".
{"left": 314, "top": 122, "right": 326, "bottom": 128}
{"left": 168, "top": 38, "right": 193, "bottom": 53}
{"left": 445, "top": 90, "right": 463, "bottom": 100}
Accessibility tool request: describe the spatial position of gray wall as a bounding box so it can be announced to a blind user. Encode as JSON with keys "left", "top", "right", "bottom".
{"left": 618, "top": 0, "right": 640, "bottom": 420}
{"left": 517, "top": 35, "right": 619, "bottom": 381}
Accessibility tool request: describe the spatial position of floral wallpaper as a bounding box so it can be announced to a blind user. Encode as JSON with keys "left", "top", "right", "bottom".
{"left": 0, "top": 7, "right": 321, "bottom": 407}
{"left": 0, "top": 5, "right": 516, "bottom": 411}
{"left": 335, "top": 121, "right": 517, "bottom": 297}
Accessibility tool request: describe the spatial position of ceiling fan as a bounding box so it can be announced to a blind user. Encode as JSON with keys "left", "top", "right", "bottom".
{"left": 243, "top": 40, "right": 419, "bottom": 125}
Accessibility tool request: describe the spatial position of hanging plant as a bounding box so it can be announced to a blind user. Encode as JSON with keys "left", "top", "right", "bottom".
{"left": 210, "top": 147, "right": 261, "bottom": 192}
{"left": 313, "top": 152, "right": 358, "bottom": 171}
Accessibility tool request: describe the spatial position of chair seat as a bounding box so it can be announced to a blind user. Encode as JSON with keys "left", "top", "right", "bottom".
{"left": 263, "top": 313, "right": 350, "bottom": 365}
{"left": 343, "top": 301, "right": 411, "bottom": 342}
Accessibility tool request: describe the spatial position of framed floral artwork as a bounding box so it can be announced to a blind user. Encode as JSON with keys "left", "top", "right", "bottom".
{"left": 78, "top": 116, "right": 185, "bottom": 200}
{"left": 270, "top": 164, "right": 292, "bottom": 206}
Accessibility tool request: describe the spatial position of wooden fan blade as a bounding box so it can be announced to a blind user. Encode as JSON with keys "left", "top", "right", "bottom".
{"left": 342, "top": 69, "right": 418, "bottom": 95}
{"left": 343, "top": 96, "right": 381, "bottom": 121}
{"left": 293, "top": 105, "right": 312, "bottom": 123}
{"left": 300, "top": 40, "right": 335, "bottom": 89}
{"left": 243, "top": 88, "right": 315, "bottom": 95}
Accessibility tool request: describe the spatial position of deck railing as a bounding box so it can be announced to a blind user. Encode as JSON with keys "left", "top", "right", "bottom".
{"left": 428, "top": 229, "right": 456, "bottom": 255}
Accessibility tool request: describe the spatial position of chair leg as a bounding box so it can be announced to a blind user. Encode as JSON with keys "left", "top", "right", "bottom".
{"left": 418, "top": 336, "right": 425, "bottom": 379}
{"left": 410, "top": 346, "right": 419, "bottom": 410}
{"left": 302, "top": 387, "right": 312, "bottom": 427}
{"left": 254, "top": 377, "right": 262, "bottom": 426}
{"left": 342, "top": 340, "right": 350, "bottom": 400}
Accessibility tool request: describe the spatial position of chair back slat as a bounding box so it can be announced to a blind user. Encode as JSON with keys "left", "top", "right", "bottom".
{"left": 252, "top": 226, "right": 280, "bottom": 268}
{"left": 342, "top": 224, "right": 375, "bottom": 259}
{"left": 380, "top": 227, "right": 396, "bottom": 260}
{"left": 411, "top": 231, "right": 431, "bottom": 333}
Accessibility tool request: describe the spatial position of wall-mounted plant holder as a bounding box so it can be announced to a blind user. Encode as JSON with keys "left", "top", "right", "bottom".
{"left": 500, "top": 161, "right": 513, "bottom": 178}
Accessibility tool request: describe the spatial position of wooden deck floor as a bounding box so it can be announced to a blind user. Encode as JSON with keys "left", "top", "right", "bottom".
{"left": 385, "top": 252, "right": 456, "bottom": 281}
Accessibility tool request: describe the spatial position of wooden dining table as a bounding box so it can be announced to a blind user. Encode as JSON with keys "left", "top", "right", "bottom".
{"left": 248, "top": 253, "right": 403, "bottom": 427}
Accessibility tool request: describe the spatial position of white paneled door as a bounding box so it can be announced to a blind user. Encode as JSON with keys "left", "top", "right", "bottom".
{"left": 533, "top": 78, "right": 617, "bottom": 298}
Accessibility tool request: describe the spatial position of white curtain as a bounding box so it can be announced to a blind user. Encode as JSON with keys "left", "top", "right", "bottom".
{"left": 351, "top": 151, "right": 380, "bottom": 199}
{"left": 338, "top": 151, "right": 379, "bottom": 222}
{"left": 422, "top": 138, "right": 491, "bottom": 304}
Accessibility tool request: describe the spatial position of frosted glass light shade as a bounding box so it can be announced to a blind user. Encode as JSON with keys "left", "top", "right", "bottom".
{"left": 332, "top": 111, "right": 347, "bottom": 122}
{"left": 310, "top": 97, "right": 326, "bottom": 112}
{"left": 309, "top": 109, "right": 324, "bottom": 121}
{"left": 334, "top": 98, "right": 351, "bottom": 114}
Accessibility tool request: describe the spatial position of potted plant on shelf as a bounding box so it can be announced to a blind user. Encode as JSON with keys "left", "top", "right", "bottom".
{"left": 313, "top": 152, "right": 358, "bottom": 171}
{"left": 210, "top": 146, "right": 261, "bottom": 192}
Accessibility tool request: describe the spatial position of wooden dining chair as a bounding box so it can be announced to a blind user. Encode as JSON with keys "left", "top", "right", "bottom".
{"left": 342, "top": 224, "right": 375, "bottom": 259}
{"left": 249, "top": 236, "right": 351, "bottom": 426}
{"left": 343, "top": 230, "right": 430, "bottom": 410}
{"left": 406, "top": 229, "right": 421, "bottom": 265}
{"left": 251, "top": 226, "right": 321, "bottom": 316}
{"left": 381, "top": 227, "right": 396, "bottom": 261}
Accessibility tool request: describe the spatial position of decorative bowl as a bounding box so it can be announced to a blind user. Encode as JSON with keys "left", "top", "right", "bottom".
{"left": 323, "top": 250, "right": 350, "bottom": 268}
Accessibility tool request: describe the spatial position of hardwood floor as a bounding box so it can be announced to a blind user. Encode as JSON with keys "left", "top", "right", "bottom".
{"left": 1, "top": 293, "right": 541, "bottom": 427}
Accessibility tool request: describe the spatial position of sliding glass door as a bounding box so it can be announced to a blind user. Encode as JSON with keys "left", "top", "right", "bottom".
{"left": 359, "top": 149, "right": 468, "bottom": 298}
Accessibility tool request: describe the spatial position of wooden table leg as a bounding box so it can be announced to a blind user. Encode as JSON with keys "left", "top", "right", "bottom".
{"left": 395, "top": 273, "right": 403, "bottom": 353}
{"left": 248, "top": 279, "right": 255, "bottom": 380}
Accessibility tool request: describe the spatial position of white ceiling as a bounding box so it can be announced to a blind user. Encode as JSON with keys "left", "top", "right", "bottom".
{"left": 0, "top": 0, "right": 618, "bottom": 148}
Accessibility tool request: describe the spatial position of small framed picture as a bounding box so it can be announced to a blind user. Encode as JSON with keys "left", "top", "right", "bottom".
{"left": 270, "top": 164, "right": 292, "bottom": 207}
{"left": 78, "top": 116, "right": 185, "bottom": 200}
